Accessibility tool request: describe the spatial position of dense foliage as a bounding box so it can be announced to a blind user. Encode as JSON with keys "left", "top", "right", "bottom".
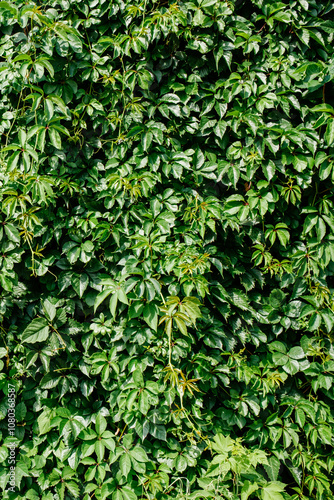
{"left": 1, "top": 0, "right": 334, "bottom": 498}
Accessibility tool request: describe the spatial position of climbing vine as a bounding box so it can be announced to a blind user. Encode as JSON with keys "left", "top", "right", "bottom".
{"left": 0, "top": 0, "right": 334, "bottom": 499}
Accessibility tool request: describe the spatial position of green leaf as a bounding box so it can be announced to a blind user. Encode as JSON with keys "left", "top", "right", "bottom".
{"left": 142, "top": 303, "right": 158, "bottom": 331}
{"left": 95, "top": 440, "right": 105, "bottom": 462}
{"left": 133, "top": 368, "right": 144, "bottom": 388}
{"left": 37, "top": 409, "right": 52, "bottom": 435}
{"left": 241, "top": 481, "right": 259, "bottom": 500}
{"left": 44, "top": 99, "right": 54, "bottom": 120}
{"left": 120, "top": 487, "right": 137, "bottom": 500}
{"left": 66, "top": 481, "right": 79, "bottom": 498}
{"left": 117, "top": 287, "right": 128, "bottom": 305}
{"left": 321, "top": 309, "right": 334, "bottom": 332}
{"left": 94, "top": 289, "right": 113, "bottom": 313}
{"left": 295, "top": 408, "right": 305, "bottom": 428}
{"left": 228, "top": 164, "right": 240, "bottom": 187}
{"left": 138, "top": 390, "right": 149, "bottom": 414}
{"left": 188, "top": 491, "right": 215, "bottom": 499}
{"left": 48, "top": 127, "right": 62, "bottom": 149}
{"left": 4, "top": 223, "right": 20, "bottom": 243}
{"left": 81, "top": 240, "right": 94, "bottom": 253}
{"left": 22, "top": 318, "right": 50, "bottom": 344}
{"left": 287, "top": 465, "right": 303, "bottom": 486}
{"left": 272, "top": 353, "right": 288, "bottom": 365}
{"left": 112, "top": 491, "right": 123, "bottom": 500}
{"left": 316, "top": 217, "right": 326, "bottom": 241}
{"left": 282, "top": 357, "right": 300, "bottom": 375}
{"left": 159, "top": 93, "right": 180, "bottom": 104}
{"left": 261, "top": 482, "right": 285, "bottom": 500}
{"left": 130, "top": 446, "right": 148, "bottom": 463}
{"left": 325, "top": 119, "right": 334, "bottom": 146}
{"left": 288, "top": 346, "right": 305, "bottom": 360}
{"left": 109, "top": 292, "right": 118, "bottom": 318}
{"left": 214, "top": 121, "right": 227, "bottom": 139}
{"left": 126, "top": 125, "right": 143, "bottom": 139}
{"left": 38, "top": 58, "right": 55, "bottom": 78}
{"left": 72, "top": 273, "right": 89, "bottom": 298}
{"left": 128, "top": 301, "right": 144, "bottom": 319}
{"left": 120, "top": 453, "right": 132, "bottom": 477}
{"left": 15, "top": 402, "right": 27, "bottom": 422}
{"left": 264, "top": 456, "right": 280, "bottom": 482}
{"left": 212, "top": 434, "right": 234, "bottom": 454}
{"left": 142, "top": 131, "right": 153, "bottom": 151}
{"left": 0, "top": 1, "right": 18, "bottom": 15}
{"left": 269, "top": 289, "right": 286, "bottom": 309}
{"left": 150, "top": 424, "right": 166, "bottom": 441}
{"left": 309, "top": 312, "right": 322, "bottom": 331}
{"left": 96, "top": 414, "right": 107, "bottom": 435}
{"left": 318, "top": 425, "right": 332, "bottom": 444}
{"left": 43, "top": 298, "right": 56, "bottom": 322}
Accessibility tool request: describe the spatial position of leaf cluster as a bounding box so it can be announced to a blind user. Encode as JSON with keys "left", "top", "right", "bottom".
{"left": 0, "top": 0, "right": 334, "bottom": 499}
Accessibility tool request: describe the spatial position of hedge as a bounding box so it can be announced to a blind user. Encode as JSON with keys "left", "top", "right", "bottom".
{"left": 0, "top": 0, "right": 334, "bottom": 499}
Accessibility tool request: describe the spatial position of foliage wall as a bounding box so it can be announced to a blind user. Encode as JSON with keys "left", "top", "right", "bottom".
{"left": 0, "top": 0, "right": 334, "bottom": 498}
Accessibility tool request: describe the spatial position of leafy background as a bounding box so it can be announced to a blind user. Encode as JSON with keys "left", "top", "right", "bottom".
{"left": 0, "top": 0, "right": 334, "bottom": 498}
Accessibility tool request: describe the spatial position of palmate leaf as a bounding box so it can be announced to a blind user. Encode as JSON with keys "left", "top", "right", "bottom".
{"left": 159, "top": 295, "right": 201, "bottom": 335}
{"left": 164, "top": 295, "right": 180, "bottom": 313}
{"left": 179, "top": 296, "right": 202, "bottom": 324}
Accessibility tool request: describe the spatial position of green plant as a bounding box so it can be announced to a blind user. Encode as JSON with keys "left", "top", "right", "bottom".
{"left": 0, "top": 0, "right": 334, "bottom": 499}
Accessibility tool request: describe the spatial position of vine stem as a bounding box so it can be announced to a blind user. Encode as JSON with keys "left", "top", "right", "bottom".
{"left": 117, "top": 423, "right": 127, "bottom": 443}
{"left": 4, "top": 89, "right": 23, "bottom": 149}
{"left": 182, "top": 406, "right": 211, "bottom": 447}
{"left": 311, "top": 182, "right": 318, "bottom": 206}
{"left": 159, "top": 290, "right": 166, "bottom": 306}
{"left": 162, "top": 477, "right": 190, "bottom": 496}
{"left": 168, "top": 328, "right": 172, "bottom": 367}
{"left": 140, "top": 0, "right": 148, "bottom": 32}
